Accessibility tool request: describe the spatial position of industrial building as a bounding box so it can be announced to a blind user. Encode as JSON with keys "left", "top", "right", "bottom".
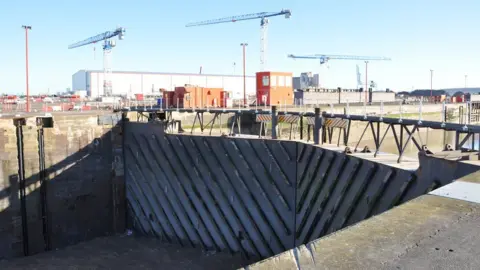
{"left": 72, "top": 70, "right": 256, "bottom": 99}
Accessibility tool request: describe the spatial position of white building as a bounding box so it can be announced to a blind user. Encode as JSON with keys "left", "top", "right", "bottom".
{"left": 72, "top": 70, "right": 256, "bottom": 99}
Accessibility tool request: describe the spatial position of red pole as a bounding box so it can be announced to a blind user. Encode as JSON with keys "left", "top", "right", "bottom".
{"left": 22, "top": 25, "right": 32, "bottom": 113}
{"left": 241, "top": 43, "right": 248, "bottom": 107}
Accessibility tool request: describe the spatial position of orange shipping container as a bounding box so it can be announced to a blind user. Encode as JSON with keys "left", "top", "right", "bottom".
{"left": 174, "top": 86, "right": 225, "bottom": 108}
{"left": 256, "top": 71, "right": 293, "bottom": 106}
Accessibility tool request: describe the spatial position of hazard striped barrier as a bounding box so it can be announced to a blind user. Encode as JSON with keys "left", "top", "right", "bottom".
{"left": 279, "top": 115, "right": 300, "bottom": 124}
{"left": 256, "top": 114, "right": 272, "bottom": 122}
{"left": 305, "top": 117, "right": 315, "bottom": 125}
{"left": 324, "top": 118, "right": 349, "bottom": 128}
{"left": 256, "top": 114, "right": 300, "bottom": 124}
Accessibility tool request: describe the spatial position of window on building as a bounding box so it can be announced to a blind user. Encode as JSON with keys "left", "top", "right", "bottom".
{"left": 262, "top": 76, "right": 270, "bottom": 86}
{"left": 271, "top": 76, "right": 277, "bottom": 87}
{"left": 279, "top": 76, "right": 285, "bottom": 87}
{"left": 285, "top": 76, "right": 292, "bottom": 87}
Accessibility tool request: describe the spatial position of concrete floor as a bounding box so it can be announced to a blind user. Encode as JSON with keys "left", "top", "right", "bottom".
{"left": 0, "top": 236, "right": 252, "bottom": 270}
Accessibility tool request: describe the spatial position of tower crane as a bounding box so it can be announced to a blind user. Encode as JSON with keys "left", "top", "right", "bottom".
{"left": 289, "top": 54, "right": 391, "bottom": 92}
{"left": 186, "top": 9, "right": 292, "bottom": 71}
{"left": 287, "top": 54, "right": 391, "bottom": 64}
{"left": 68, "top": 27, "right": 126, "bottom": 97}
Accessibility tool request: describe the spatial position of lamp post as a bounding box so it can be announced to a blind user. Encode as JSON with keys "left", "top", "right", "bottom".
{"left": 430, "top": 69, "right": 433, "bottom": 100}
{"left": 240, "top": 43, "right": 248, "bottom": 107}
{"left": 465, "top": 74, "right": 468, "bottom": 89}
{"left": 364, "top": 61, "right": 369, "bottom": 106}
{"left": 22, "top": 25, "right": 32, "bottom": 112}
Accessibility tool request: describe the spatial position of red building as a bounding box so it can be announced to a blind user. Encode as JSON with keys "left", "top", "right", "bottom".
{"left": 256, "top": 71, "right": 293, "bottom": 106}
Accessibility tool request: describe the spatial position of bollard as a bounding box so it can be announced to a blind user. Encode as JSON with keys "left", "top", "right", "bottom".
{"left": 314, "top": 107, "right": 321, "bottom": 145}
{"left": 271, "top": 105, "right": 278, "bottom": 139}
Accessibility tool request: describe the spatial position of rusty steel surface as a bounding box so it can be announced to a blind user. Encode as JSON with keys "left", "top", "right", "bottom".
{"left": 124, "top": 121, "right": 480, "bottom": 259}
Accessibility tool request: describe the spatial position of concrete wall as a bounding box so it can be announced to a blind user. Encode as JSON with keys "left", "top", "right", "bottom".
{"left": 0, "top": 113, "right": 125, "bottom": 259}
{"left": 294, "top": 91, "right": 396, "bottom": 105}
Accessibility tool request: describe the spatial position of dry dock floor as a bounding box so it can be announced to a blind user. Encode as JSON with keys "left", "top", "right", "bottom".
{"left": 0, "top": 235, "right": 252, "bottom": 270}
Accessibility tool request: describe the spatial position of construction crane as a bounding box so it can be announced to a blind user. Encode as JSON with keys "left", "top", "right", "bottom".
{"left": 289, "top": 54, "right": 391, "bottom": 103}
{"left": 68, "top": 27, "right": 126, "bottom": 97}
{"left": 287, "top": 54, "right": 391, "bottom": 64}
{"left": 186, "top": 9, "right": 292, "bottom": 71}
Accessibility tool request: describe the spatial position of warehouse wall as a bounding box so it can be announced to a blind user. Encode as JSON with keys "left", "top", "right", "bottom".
{"left": 73, "top": 71, "right": 256, "bottom": 99}
{"left": 294, "top": 91, "right": 395, "bottom": 105}
{"left": 71, "top": 70, "right": 87, "bottom": 92}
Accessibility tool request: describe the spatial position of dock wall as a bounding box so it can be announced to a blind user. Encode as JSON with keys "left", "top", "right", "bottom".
{"left": 0, "top": 114, "right": 125, "bottom": 259}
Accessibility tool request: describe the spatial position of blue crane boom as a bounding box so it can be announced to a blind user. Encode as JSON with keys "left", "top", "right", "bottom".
{"left": 68, "top": 27, "right": 126, "bottom": 97}
{"left": 287, "top": 54, "right": 391, "bottom": 64}
{"left": 185, "top": 10, "right": 291, "bottom": 27}
{"left": 68, "top": 27, "right": 125, "bottom": 49}
{"left": 186, "top": 9, "right": 292, "bottom": 70}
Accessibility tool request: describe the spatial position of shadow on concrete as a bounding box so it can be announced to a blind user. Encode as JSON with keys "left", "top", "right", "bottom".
{"left": 0, "top": 123, "right": 125, "bottom": 259}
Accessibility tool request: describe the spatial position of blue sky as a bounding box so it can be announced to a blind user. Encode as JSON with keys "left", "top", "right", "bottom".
{"left": 1, "top": 0, "right": 479, "bottom": 94}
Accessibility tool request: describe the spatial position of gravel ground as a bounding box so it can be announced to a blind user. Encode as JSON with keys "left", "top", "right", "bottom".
{"left": 0, "top": 236, "right": 253, "bottom": 270}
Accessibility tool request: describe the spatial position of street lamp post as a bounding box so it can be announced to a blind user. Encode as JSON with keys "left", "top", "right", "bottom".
{"left": 364, "top": 61, "right": 369, "bottom": 105}
{"left": 465, "top": 74, "right": 468, "bottom": 89}
{"left": 430, "top": 69, "right": 433, "bottom": 100}
{"left": 22, "top": 25, "right": 32, "bottom": 112}
{"left": 240, "top": 43, "right": 248, "bottom": 107}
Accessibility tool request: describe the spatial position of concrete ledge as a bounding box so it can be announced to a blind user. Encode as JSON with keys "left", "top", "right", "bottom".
{"left": 241, "top": 193, "right": 480, "bottom": 269}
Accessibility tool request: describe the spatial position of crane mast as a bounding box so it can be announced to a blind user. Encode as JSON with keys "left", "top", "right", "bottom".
{"left": 186, "top": 9, "right": 291, "bottom": 71}
{"left": 68, "top": 27, "right": 125, "bottom": 97}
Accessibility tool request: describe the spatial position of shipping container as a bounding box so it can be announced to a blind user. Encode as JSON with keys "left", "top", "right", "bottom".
{"left": 174, "top": 86, "right": 226, "bottom": 108}
{"left": 256, "top": 71, "right": 294, "bottom": 106}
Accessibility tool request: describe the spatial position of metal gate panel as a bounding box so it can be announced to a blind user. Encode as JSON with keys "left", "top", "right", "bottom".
{"left": 124, "top": 121, "right": 472, "bottom": 259}
{"left": 294, "top": 143, "right": 418, "bottom": 245}
{"left": 124, "top": 122, "right": 297, "bottom": 259}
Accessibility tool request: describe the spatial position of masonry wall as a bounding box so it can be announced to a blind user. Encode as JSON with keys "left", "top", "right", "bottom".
{"left": 0, "top": 113, "right": 124, "bottom": 259}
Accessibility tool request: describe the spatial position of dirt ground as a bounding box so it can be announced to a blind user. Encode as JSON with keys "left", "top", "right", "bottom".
{"left": 0, "top": 236, "right": 253, "bottom": 270}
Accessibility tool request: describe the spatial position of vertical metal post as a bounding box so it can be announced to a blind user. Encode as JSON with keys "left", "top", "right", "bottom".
{"left": 22, "top": 25, "right": 32, "bottom": 113}
{"left": 36, "top": 117, "right": 53, "bottom": 251}
{"left": 14, "top": 118, "right": 29, "bottom": 256}
{"left": 271, "top": 106, "right": 278, "bottom": 139}
{"left": 299, "top": 115, "right": 304, "bottom": 140}
{"left": 240, "top": 43, "right": 248, "bottom": 107}
{"left": 430, "top": 69, "right": 434, "bottom": 101}
{"left": 364, "top": 61, "right": 368, "bottom": 105}
{"left": 314, "top": 107, "right": 321, "bottom": 145}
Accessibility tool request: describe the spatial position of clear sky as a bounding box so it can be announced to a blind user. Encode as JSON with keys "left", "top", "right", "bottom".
{"left": 1, "top": 0, "right": 479, "bottom": 95}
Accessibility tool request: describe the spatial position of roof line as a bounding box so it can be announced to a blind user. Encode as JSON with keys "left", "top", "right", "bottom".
{"left": 77, "top": 69, "right": 256, "bottom": 78}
